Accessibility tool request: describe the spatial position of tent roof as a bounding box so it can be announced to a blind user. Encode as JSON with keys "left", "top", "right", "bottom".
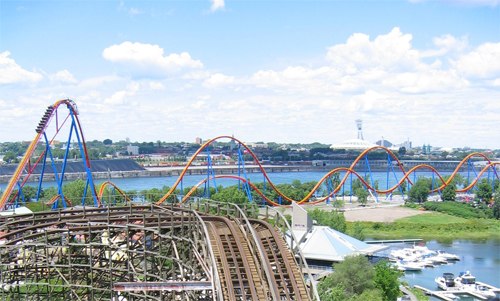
{"left": 292, "top": 226, "right": 387, "bottom": 262}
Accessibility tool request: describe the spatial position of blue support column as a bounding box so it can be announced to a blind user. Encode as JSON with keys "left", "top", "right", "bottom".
{"left": 43, "top": 133, "right": 66, "bottom": 209}
{"left": 70, "top": 110, "right": 99, "bottom": 207}
{"left": 349, "top": 171, "right": 353, "bottom": 203}
{"left": 237, "top": 146, "right": 253, "bottom": 202}
{"left": 364, "top": 155, "right": 378, "bottom": 203}
{"left": 35, "top": 148, "right": 49, "bottom": 202}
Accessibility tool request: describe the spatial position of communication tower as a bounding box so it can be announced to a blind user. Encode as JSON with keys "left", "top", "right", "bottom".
{"left": 355, "top": 119, "right": 364, "bottom": 140}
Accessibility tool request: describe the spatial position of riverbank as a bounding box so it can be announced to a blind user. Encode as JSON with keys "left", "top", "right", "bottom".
{"left": 347, "top": 211, "right": 500, "bottom": 241}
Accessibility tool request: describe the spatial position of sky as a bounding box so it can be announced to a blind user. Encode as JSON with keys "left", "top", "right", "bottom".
{"left": 0, "top": 0, "right": 499, "bottom": 149}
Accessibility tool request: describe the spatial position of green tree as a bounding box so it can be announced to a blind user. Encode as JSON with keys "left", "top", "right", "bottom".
{"left": 349, "top": 289, "right": 384, "bottom": 301}
{"left": 3, "top": 151, "right": 18, "bottom": 163}
{"left": 408, "top": 178, "right": 431, "bottom": 203}
{"left": 329, "top": 255, "right": 374, "bottom": 297}
{"left": 103, "top": 139, "right": 113, "bottom": 145}
{"left": 308, "top": 208, "right": 346, "bottom": 233}
{"left": 476, "top": 179, "right": 493, "bottom": 203}
{"left": 493, "top": 187, "right": 500, "bottom": 219}
{"left": 373, "top": 260, "right": 402, "bottom": 301}
{"left": 211, "top": 186, "right": 248, "bottom": 205}
{"left": 62, "top": 179, "right": 92, "bottom": 205}
{"left": 398, "top": 147, "right": 406, "bottom": 156}
{"left": 318, "top": 282, "right": 346, "bottom": 301}
{"left": 350, "top": 222, "right": 365, "bottom": 241}
{"left": 21, "top": 185, "right": 39, "bottom": 201}
{"left": 355, "top": 187, "right": 369, "bottom": 206}
{"left": 441, "top": 183, "right": 456, "bottom": 202}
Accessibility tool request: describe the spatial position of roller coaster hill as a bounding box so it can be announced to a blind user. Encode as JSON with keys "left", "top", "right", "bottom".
{"left": 0, "top": 99, "right": 499, "bottom": 300}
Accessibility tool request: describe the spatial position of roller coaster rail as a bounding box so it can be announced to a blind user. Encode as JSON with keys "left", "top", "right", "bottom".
{"left": 180, "top": 198, "right": 320, "bottom": 300}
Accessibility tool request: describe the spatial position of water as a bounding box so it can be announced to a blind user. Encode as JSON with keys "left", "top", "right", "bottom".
{"left": 4, "top": 170, "right": 476, "bottom": 193}
{"left": 382, "top": 240, "right": 500, "bottom": 301}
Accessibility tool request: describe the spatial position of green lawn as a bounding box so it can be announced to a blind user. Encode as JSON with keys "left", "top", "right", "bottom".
{"left": 351, "top": 212, "right": 500, "bottom": 242}
{"left": 397, "top": 212, "right": 467, "bottom": 224}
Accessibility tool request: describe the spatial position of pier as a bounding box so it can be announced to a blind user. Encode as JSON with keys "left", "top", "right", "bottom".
{"left": 414, "top": 284, "right": 498, "bottom": 301}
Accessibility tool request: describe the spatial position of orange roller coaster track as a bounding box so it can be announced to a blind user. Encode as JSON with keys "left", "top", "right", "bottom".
{"left": 2, "top": 100, "right": 498, "bottom": 210}
{"left": 153, "top": 136, "right": 499, "bottom": 206}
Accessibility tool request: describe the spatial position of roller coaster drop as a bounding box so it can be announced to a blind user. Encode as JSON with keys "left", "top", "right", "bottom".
{"left": 0, "top": 99, "right": 499, "bottom": 210}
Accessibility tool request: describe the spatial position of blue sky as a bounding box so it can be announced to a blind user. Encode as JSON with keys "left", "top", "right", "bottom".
{"left": 1, "top": 0, "right": 499, "bottom": 149}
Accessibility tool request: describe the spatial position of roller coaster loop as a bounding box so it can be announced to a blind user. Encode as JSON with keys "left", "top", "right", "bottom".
{"left": 0, "top": 99, "right": 99, "bottom": 210}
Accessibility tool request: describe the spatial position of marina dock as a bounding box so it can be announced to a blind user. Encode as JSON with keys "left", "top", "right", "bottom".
{"left": 414, "top": 284, "right": 498, "bottom": 301}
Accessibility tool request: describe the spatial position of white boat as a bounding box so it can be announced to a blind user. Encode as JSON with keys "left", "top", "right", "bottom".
{"left": 455, "top": 271, "right": 496, "bottom": 299}
{"left": 436, "top": 250, "right": 460, "bottom": 261}
{"left": 395, "top": 260, "right": 424, "bottom": 271}
{"left": 435, "top": 272, "right": 456, "bottom": 291}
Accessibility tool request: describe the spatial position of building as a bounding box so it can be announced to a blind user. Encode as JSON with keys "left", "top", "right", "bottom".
{"left": 330, "top": 120, "right": 378, "bottom": 150}
{"left": 126, "top": 145, "right": 139, "bottom": 156}
{"left": 289, "top": 203, "right": 387, "bottom": 263}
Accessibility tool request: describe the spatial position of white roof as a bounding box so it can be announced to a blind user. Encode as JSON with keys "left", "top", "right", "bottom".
{"left": 0, "top": 206, "right": 33, "bottom": 216}
{"left": 291, "top": 226, "right": 387, "bottom": 262}
{"left": 330, "top": 139, "right": 377, "bottom": 150}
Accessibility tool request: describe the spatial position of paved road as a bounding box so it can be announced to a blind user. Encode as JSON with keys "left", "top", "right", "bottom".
{"left": 399, "top": 285, "right": 418, "bottom": 301}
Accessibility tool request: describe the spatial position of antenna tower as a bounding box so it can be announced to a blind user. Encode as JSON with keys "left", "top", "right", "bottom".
{"left": 355, "top": 119, "right": 364, "bottom": 140}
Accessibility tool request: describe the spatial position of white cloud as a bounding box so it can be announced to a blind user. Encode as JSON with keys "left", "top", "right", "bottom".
{"left": 421, "top": 34, "right": 468, "bottom": 57}
{"left": 0, "top": 51, "right": 43, "bottom": 84}
{"left": 203, "top": 73, "right": 235, "bottom": 88}
{"left": 148, "top": 81, "right": 165, "bottom": 90}
{"left": 453, "top": 42, "right": 500, "bottom": 78}
{"left": 50, "top": 69, "right": 78, "bottom": 84}
{"left": 210, "top": 0, "right": 225, "bottom": 12}
{"left": 104, "top": 82, "right": 140, "bottom": 105}
{"left": 102, "top": 42, "right": 203, "bottom": 76}
{"left": 326, "top": 27, "right": 420, "bottom": 72}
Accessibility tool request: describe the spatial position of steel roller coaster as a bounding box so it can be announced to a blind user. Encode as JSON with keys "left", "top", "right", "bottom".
{"left": 0, "top": 99, "right": 499, "bottom": 210}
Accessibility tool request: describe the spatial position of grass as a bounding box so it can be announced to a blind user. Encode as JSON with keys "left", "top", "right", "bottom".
{"left": 349, "top": 212, "right": 500, "bottom": 242}
{"left": 398, "top": 212, "right": 467, "bottom": 224}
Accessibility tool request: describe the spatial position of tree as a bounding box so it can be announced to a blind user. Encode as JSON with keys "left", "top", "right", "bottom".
{"left": 3, "top": 151, "right": 18, "bottom": 163}
{"left": 21, "top": 186, "right": 39, "bottom": 201}
{"left": 398, "top": 146, "right": 406, "bottom": 156}
{"left": 441, "top": 183, "right": 456, "bottom": 202}
{"left": 308, "top": 208, "right": 346, "bottom": 233}
{"left": 62, "top": 179, "right": 92, "bottom": 205}
{"left": 373, "top": 260, "right": 402, "bottom": 301}
{"left": 350, "top": 222, "right": 365, "bottom": 241}
{"left": 329, "top": 255, "right": 374, "bottom": 297}
{"left": 408, "top": 178, "right": 431, "bottom": 203}
{"left": 355, "top": 187, "right": 369, "bottom": 206}
{"left": 476, "top": 179, "right": 493, "bottom": 204}
{"left": 211, "top": 186, "right": 249, "bottom": 205}
{"left": 103, "top": 139, "right": 113, "bottom": 145}
{"left": 493, "top": 187, "right": 500, "bottom": 219}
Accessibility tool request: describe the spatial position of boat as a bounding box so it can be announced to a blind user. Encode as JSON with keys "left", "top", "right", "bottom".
{"left": 394, "top": 260, "right": 424, "bottom": 271}
{"left": 436, "top": 250, "right": 460, "bottom": 261}
{"left": 435, "top": 272, "right": 456, "bottom": 290}
{"left": 455, "top": 271, "right": 496, "bottom": 298}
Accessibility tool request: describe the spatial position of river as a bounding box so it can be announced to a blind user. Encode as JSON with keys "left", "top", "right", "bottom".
{"left": 3, "top": 170, "right": 479, "bottom": 193}
{"left": 382, "top": 240, "right": 500, "bottom": 301}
